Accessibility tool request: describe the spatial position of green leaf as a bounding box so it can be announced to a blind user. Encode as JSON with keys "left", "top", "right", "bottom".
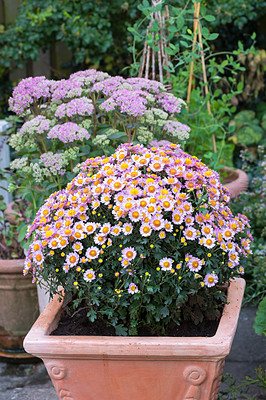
{"left": 115, "top": 324, "right": 128, "bottom": 336}
{"left": 160, "top": 306, "right": 169, "bottom": 318}
{"left": 208, "top": 33, "right": 219, "bottom": 41}
{"left": 180, "top": 40, "right": 188, "bottom": 48}
{"left": 213, "top": 89, "right": 221, "bottom": 98}
{"left": 108, "top": 131, "right": 126, "bottom": 140}
{"left": 237, "top": 81, "right": 244, "bottom": 92}
{"left": 18, "top": 224, "right": 28, "bottom": 242}
{"left": 176, "top": 16, "right": 184, "bottom": 30}
{"left": 254, "top": 297, "right": 266, "bottom": 336}
{"left": 204, "top": 15, "right": 216, "bottom": 22}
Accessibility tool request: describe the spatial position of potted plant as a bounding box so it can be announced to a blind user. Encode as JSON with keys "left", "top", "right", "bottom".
{"left": 0, "top": 193, "right": 39, "bottom": 359}
{"left": 23, "top": 140, "right": 251, "bottom": 399}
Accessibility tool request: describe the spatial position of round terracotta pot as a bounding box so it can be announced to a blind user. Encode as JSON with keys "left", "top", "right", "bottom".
{"left": 0, "top": 259, "right": 39, "bottom": 359}
{"left": 221, "top": 167, "right": 249, "bottom": 199}
{"left": 24, "top": 278, "right": 245, "bottom": 400}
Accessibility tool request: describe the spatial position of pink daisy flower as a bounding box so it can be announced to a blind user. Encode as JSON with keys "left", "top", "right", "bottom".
{"left": 121, "top": 259, "right": 131, "bottom": 268}
{"left": 159, "top": 231, "right": 166, "bottom": 239}
{"left": 183, "top": 227, "right": 197, "bottom": 241}
{"left": 100, "top": 193, "right": 111, "bottom": 205}
{"left": 172, "top": 211, "right": 184, "bottom": 225}
{"left": 111, "top": 225, "right": 121, "bottom": 236}
{"left": 187, "top": 257, "right": 204, "bottom": 272}
{"left": 128, "top": 282, "right": 139, "bottom": 294}
{"left": 100, "top": 223, "right": 111, "bottom": 236}
{"left": 72, "top": 242, "right": 83, "bottom": 252}
{"left": 161, "top": 198, "right": 174, "bottom": 211}
{"left": 151, "top": 215, "right": 164, "bottom": 231}
{"left": 33, "top": 252, "right": 44, "bottom": 265}
{"left": 237, "top": 266, "right": 244, "bottom": 275}
{"left": 63, "top": 264, "right": 70, "bottom": 273}
{"left": 202, "top": 236, "right": 216, "bottom": 249}
{"left": 164, "top": 220, "right": 173, "bottom": 232}
{"left": 159, "top": 257, "right": 173, "bottom": 271}
{"left": 204, "top": 273, "right": 218, "bottom": 287}
{"left": 140, "top": 224, "right": 152, "bottom": 237}
{"left": 149, "top": 160, "right": 164, "bottom": 172}
{"left": 48, "top": 238, "right": 60, "bottom": 249}
{"left": 123, "top": 223, "right": 133, "bottom": 235}
{"left": 122, "top": 247, "right": 137, "bottom": 261}
{"left": 110, "top": 179, "right": 126, "bottom": 191}
{"left": 128, "top": 208, "right": 142, "bottom": 222}
{"left": 201, "top": 224, "right": 214, "bottom": 236}
{"left": 66, "top": 252, "right": 79, "bottom": 267}
{"left": 83, "top": 269, "right": 96, "bottom": 282}
{"left": 222, "top": 227, "right": 234, "bottom": 241}
{"left": 84, "top": 222, "right": 97, "bottom": 235}
{"left": 184, "top": 215, "right": 194, "bottom": 225}
{"left": 85, "top": 246, "right": 100, "bottom": 260}
{"left": 94, "top": 234, "right": 107, "bottom": 245}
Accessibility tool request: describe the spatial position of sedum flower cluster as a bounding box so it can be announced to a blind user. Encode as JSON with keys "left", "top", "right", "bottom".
{"left": 24, "top": 143, "right": 252, "bottom": 335}
{"left": 8, "top": 70, "right": 190, "bottom": 217}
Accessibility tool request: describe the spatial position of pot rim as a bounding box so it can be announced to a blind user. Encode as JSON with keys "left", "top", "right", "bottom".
{"left": 0, "top": 259, "right": 25, "bottom": 273}
{"left": 24, "top": 278, "right": 245, "bottom": 360}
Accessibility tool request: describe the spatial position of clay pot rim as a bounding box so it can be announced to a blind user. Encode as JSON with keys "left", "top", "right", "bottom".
{"left": 24, "top": 278, "right": 245, "bottom": 359}
{"left": 0, "top": 259, "right": 25, "bottom": 273}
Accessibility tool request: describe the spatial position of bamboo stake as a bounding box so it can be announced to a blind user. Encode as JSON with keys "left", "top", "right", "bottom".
{"left": 197, "top": 22, "right": 217, "bottom": 153}
{"left": 152, "top": 33, "right": 156, "bottom": 80}
{"left": 145, "top": 45, "right": 151, "bottom": 79}
{"left": 198, "top": 24, "right": 211, "bottom": 115}
{"left": 186, "top": 2, "right": 200, "bottom": 109}
{"left": 138, "top": 20, "right": 152, "bottom": 78}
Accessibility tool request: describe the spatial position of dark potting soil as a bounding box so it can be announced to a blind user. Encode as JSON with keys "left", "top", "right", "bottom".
{"left": 51, "top": 307, "right": 220, "bottom": 337}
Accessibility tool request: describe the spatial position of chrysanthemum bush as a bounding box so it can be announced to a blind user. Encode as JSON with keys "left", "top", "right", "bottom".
{"left": 8, "top": 70, "right": 190, "bottom": 218}
{"left": 24, "top": 142, "right": 252, "bottom": 335}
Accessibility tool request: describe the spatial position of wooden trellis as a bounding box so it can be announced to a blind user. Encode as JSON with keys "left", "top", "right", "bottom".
{"left": 138, "top": 1, "right": 217, "bottom": 153}
{"left": 186, "top": 1, "right": 217, "bottom": 153}
{"left": 138, "top": 0, "right": 171, "bottom": 90}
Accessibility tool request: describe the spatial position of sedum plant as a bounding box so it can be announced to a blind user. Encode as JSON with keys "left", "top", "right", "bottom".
{"left": 24, "top": 142, "right": 252, "bottom": 335}
{"left": 8, "top": 69, "right": 190, "bottom": 221}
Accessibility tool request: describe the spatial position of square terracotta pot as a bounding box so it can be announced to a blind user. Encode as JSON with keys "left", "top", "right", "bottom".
{"left": 24, "top": 278, "right": 245, "bottom": 400}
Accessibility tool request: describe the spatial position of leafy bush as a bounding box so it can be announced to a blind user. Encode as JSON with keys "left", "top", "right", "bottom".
{"left": 128, "top": 0, "right": 255, "bottom": 169}
{"left": 229, "top": 110, "right": 265, "bottom": 147}
{"left": 230, "top": 145, "right": 266, "bottom": 305}
{"left": 254, "top": 297, "right": 266, "bottom": 336}
{"left": 0, "top": 0, "right": 140, "bottom": 74}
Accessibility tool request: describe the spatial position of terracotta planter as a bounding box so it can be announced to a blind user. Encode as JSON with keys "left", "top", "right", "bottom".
{"left": 221, "top": 167, "right": 249, "bottom": 199}
{"left": 24, "top": 278, "right": 245, "bottom": 399}
{"left": 0, "top": 259, "right": 39, "bottom": 359}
